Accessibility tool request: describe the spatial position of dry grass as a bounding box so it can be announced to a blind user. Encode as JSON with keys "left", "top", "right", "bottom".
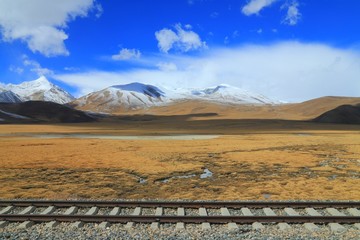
{"left": 0, "top": 120, "right": 359, "bottom": 200}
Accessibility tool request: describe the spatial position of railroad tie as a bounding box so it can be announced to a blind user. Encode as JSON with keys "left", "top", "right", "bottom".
{"left": 47, "top": 206, "right": 78, "bottom": 228}
{"left": 17, "top": 206, "right": 37, "bottom": 228}
{"left": 72, "top": 207, "right": 98, "bottom": 228}
{"left": 199, "top": 208, "right": 211, "bottom": 230}
{"left": 347, "top": 208, "right": 360, "bottom": 230}
{"left": 151, "top": 207, "right": 163, "bottom": 230}
{"left": 0, "top": 206, "right": 13, "bottom": 214}
{"left": 263, "top": 208, "right": 291, "bottom": 230}
{"left": 0, "top": 206, "right": 14, "bottom": 227}
{"left": 326, "top": 208, "right": 346, "bottom": 232}
{"left": 125, "top": 207, "right": 142, "bottom": 229}
{"left": 284, "top": 208, "right": 318, "bottom": 231}
{"left": 98, "top": 207, "right": 120, "bottom": 229}
{"left": 304, "top": 207, "right": 322, "bottom": 227}
{"left": 0, "top": 220, "right": 7, "bottom": 228}
{"left": 240, "top": 207, "right": 264, "bottom": 230}
{"left": 220, "top": 207, "right": 238, "bottom": 230}
{"left": 175, "top": 207, "right": 185, "bottom": 230}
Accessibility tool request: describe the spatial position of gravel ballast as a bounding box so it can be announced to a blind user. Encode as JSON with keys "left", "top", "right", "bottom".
{"left": 0, "top": 222, "right": 359, "bottom": 240}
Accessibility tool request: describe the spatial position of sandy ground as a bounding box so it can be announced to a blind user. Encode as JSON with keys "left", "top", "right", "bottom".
{"left": 1, "top": 118, "right": 359, "bottom": 201}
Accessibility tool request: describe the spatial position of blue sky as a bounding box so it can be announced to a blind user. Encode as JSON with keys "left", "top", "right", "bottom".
{"left": 0, "top": 0, "right": 359, "bottom": 102}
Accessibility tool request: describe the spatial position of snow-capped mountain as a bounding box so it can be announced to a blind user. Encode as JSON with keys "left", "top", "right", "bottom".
{"left": 188, "top": 84, "right": 276, "bottom": 105}
{"left": 0, "top": 90, "right": 22, "bottom": 103}
{"left": 71, "top": 82, "right": 276, "bottom": 113}
{"left": 71, "top": 82, "right": 167, "bottom": 112}
{"left": 5, "top": 76, "right": 74, "bottom": 104}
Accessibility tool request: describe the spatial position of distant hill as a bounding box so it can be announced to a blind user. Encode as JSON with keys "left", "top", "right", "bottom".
{"left": 278, "top": 96, "right": 360, "bottom": 119}
{"left": 313, "top": 104, "right": 360, "bottom": 124}
{"left": 0, "top": 101, "right": 96, "bottom": 123}
{"left": 127, "top": 96, "right": 360, "bottom": 121}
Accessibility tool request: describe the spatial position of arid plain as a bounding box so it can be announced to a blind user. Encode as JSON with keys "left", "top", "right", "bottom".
{"left": 1, "top": 98, "right": 360, "bottom": 201}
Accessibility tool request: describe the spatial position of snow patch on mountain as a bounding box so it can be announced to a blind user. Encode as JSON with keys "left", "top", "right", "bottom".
{"left": 74, "top": 82, "right": 167, "bottom": 112}
{"left": 5, "top": 76, "right": 74, "bottom": 104}
{"left": 0, "top": 90, "right": 22, "bottom": 103}
{"left": 188, "top": 84, "right": 276, "bottom": 104}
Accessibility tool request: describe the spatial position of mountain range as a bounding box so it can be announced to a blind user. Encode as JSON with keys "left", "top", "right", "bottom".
{"left": 70, "top": 82, "right": 276, "bottom": 113}
{"left": 1, "top": 77, "right": 359, "bottom": 125}
{"left": 1, "top": 77, "right": 277, "bottom": 112}
{"left": 0, "top": 76, "right": 278, "bottom": 112}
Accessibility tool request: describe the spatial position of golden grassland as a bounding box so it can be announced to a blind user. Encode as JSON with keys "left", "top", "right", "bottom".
{"left": 0, "top": 119, "right": 359, "bottom": 200}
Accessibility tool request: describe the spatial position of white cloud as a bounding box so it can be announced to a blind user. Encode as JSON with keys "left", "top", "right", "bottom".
{"left": 54, "top": 42, "right": 360, "bottom": 102}
{"left": 156, "top": 62, "right": 178, "bottom": 71}
{"left": 188, "top": 0, "right": 203, "bottom": 5}
{"left": 210, "top": 12, "right": 219, "bottom": 18}
{"left": 64, "top": 67, "right": 80, "bottom": 71}
{"left": 155, "top": 24, "right": 207, "bottom": 53}
{"left": 155, "top": 28, "right": 179, "bottom": 53}
{"left": 0, "top": 0, "right": 101, "bottom": 57}
{"left": 94, "top": 3, "right": 103, "bottom": 18}
{"left": 282, "top": 1, "right": 301, "bottom": 25}
{"left": 9, "top": 65, "right": 24, "bottom": 75}
{"left": 242, "top": 0, "right": 278, "bottom": 16}
{"left": 232, "top": 30, "right": 240, "bottom": 38}
{"left": 112, "top": 48, "right": 141, "bottom": 61}
{"left": 22, "top": 55, "right": 53, "bottom": 76}
{"left": 242, "top": 0, "right": 302, "bottom": 26}
{"left": 184, "top": 24, "right": 192, "bottom": 30}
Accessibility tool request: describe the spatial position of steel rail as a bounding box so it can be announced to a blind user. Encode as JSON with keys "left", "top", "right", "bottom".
{"left": 0, "top": 214, "right": 359, "bottom": 224}
{"left": 0, "top": 200, "right": 359, "bottom": 208}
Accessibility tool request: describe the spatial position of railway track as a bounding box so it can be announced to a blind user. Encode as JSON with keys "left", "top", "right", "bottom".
{"left": 0, "top": 200, "right": 359, "bottom": 231}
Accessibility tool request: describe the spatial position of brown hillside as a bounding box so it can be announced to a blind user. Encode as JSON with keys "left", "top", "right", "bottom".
{"left": 278, "top": 96, "right": 360, "bottom": 119}
{"left": 122, "top": 96, "right": 360, "bottom": 121}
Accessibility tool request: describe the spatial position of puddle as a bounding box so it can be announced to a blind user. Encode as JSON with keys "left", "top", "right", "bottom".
{"left": 158, "top": 173, "right": 196, "bottom": 183}
{"left": 128, "top": 172, "right": 147, "bottom": 184}
{"left": 6, "top": 134, "right": 219, "bottom": 141}
{"left": 200, "top": 168, "right": 213, "bottom": 179}
{"left": 139, "top": 178, "right": 147, "bottom": 184}
{"left": 328, "top": 175, "right": 337, "bottom": 180}
{"left": 263, "top": 193, "right": 271, "bottom": 199}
